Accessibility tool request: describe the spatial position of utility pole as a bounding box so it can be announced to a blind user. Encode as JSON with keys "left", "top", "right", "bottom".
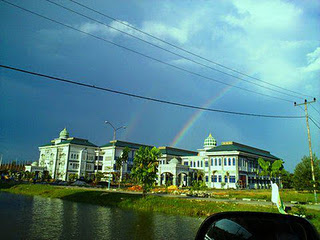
{"left": 294, "top": 98, "right": 317, "bottom": 202}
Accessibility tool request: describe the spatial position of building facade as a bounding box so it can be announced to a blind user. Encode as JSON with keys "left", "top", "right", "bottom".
{"left": 38, "top": 129, "right": 280, "bottom": 188}
{"left": 38, "top": 128, "right": 98, "bottom": 181}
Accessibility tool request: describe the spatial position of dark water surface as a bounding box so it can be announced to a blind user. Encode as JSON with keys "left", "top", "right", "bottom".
{"left": 0, "top": 192, "right": 204, "bottom": 240}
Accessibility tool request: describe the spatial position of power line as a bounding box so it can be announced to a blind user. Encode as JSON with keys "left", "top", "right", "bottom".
{"left": 309, "top": 117, "right": 320, "bottom": 130}
{"left": 0, "top": 64, "right": 305, "bottom": 119}
{"left": 45, "top": 0, "right": 304, "bottom": 100}
{"left": 298, "top": 105, "right": 320, "bottom": 125}
{"left": 1, "top": 0, "right": 292, "bottom": 103}
{"left": 69, "top": 0, "right": 315, "bottom": 99}
{"left": 310, "top": 104, "right": 320, "bottom": 116}
{"left": 0, "top": 0, "right": 294, "bottom": 103}
{"left": 310, "top": 115, "right": 320, "bottom": 126}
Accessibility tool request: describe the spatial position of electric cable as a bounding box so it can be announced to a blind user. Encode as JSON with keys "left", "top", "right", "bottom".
{"left": 69, "top": 0, "right": 315, "bottom": 99}
{"left": 45, "top": 0, "right": 304, "bottom": 100}
{"left": 0, "top": 64, "right": 306, "bottom": 119}
{"left": 0, "top": 0, "right": 295, "bottom": 103}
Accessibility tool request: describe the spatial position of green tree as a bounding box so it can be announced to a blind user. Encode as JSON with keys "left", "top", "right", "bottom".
{"left": 225, "top": 171, "right": 230, "bottom": 188}
{"left": 281, "top": 170, "right": 294, "bottom": 189}
{"left": 115, "top": 147, "right": 130, "bottom": 188}
{"left": 195, "top": 169, "right": 205, "bottom": 182}
{"left": 68, "top": 173, "right": 78, "bottom": 182}
{"left": 131, "top": 147, "right": 161, "bottom": 197}
{"left": 94, "top": 172, "right": 105, "bottom": 184}
{"left": 293, "top": 155, "right": 320, "bottom": 191}
{"left": 258, "top": 158, "right": 284, "bottom": 180}
{"left": 270, "top": 159, "right": 284, "bottom": 178}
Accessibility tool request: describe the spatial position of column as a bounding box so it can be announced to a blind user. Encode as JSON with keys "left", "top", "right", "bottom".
{"left": 187, "top": 175, "right": 191, "bottom": 186}
{"left": 173, "top": 175, "right": 177, "bottom": 186}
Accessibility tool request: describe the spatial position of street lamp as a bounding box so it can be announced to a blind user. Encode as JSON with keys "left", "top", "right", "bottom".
{"left": 104, "top": 121, "right": 126, "bottom": 190}
{"left": 104, "top": 121, "right": 126, "bottom": 141}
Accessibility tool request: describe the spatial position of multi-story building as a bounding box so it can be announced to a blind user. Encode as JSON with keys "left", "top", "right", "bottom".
{"left": 38, "top": 129, "right": 280, "bottom": 188}
{"left": 38, "top": 128, "right": 98, "bottom": 181}
{"left": 95, "top": 140, "right": 154, "bottom": 180}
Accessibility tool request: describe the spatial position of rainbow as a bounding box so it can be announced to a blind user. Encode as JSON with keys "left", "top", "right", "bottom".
{"left": 122, "top": 102, "right": 146, "bottom": 140}
{"left": 170, "top": 85, "right": 234, "bottom": 147}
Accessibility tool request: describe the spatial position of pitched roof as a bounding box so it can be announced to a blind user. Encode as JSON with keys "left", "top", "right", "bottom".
{"left": 207, "top": 142, "right": 279, "bottom": 160}
{"left": 58, "top": 138, "right": 97, "bottom": 147}
{"left": 100, "top": 140, "right": 154, "bottom": 149}
{"left": 39, "top": 143, "right": 53, "bottom": 147}
{"left": 40, "top": 138, "right": 97, "bottom": 147}
{"left": 158, "top": 146, "right": 197, "bottom": 156}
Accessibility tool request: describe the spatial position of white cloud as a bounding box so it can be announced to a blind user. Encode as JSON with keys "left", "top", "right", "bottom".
{"left": 141, "top": 22, "right": 188, "bottom": 44}
{"left": 78, "top": 20, "right": 189, "bottom": 45}
{"left": 300, "top": 47, "right": 320, "bottom": 73}
{"left": 33, "top": 0, "right": 319, "bottom": 96}
{"left": 225, "top": 0, "right": 302, "bottom": 31}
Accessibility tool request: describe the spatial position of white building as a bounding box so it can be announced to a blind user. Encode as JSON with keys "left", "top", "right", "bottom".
{"left": 95, "top": 140, "right": 154, "bottom": 180}
{"left": 38, "top": 128, "right": 98, "bottom": 181}
{"left": 38, "top": 129, "right": 280, "bottom": 188}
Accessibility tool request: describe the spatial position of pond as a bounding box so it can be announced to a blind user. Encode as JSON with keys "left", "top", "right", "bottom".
{"left": 0, "top": 192, "right": 204, "bottom": 239}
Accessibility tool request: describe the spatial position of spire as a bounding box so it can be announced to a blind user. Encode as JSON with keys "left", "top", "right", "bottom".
{"left": 204, "top": 133, "right": 217, "bottom": 150}
{"left": 59, "top": 127, "right": 69, "bottom": 139}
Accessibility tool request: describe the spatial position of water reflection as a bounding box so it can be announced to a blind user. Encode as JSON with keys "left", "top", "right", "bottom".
{"left": 0, "top": 192, "right": 203, "bottom": 240}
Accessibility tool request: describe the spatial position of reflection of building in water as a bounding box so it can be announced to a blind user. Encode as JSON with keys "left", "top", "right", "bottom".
{"left": 38, "top": 129, "right": 280, "bottom": 189}
{"left": 30, "top": 197, "right": 64, "bottom": 239}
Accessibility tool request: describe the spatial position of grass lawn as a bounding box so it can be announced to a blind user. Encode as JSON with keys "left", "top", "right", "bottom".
{"left": 1, "top": 183, "right": 319, "bottom": 232}
{"left": 204, "top": 188, "right": 318, "bottom": 203}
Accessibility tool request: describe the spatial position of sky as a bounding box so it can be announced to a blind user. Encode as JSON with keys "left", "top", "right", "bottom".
{"left": 0, "top": 0, "right": 319, "bottom": 172}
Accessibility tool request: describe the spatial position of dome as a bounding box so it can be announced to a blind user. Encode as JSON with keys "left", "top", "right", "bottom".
{"left": 204, "top": 133, "right": 217, "bottom": 149}
{"left": 31, "top": 161, "right": 38, "bottom": 166}
{"left": 59, "top": 128, "right": 69, "bottom": 139}
{"left": 169, "top": 158, "right": 180, "bottom": 165}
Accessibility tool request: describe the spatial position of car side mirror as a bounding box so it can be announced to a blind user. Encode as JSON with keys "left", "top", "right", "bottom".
{"left": 195, "top": 212, "right": 319, "bottom": 240}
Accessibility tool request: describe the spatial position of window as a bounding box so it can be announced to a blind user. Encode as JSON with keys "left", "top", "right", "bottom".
{"left": 215, "top": 158, "right": 217, "bottom": 166}
{"left": 233, "top": 158, "right": 236, "bottom": 166}
{"left": 218, "top": 175, "right": 222, "bottom": 182}
{"left": 190, "top": 161, "right": 193, "bottom": 167}
{"left": 72, "top": 163, "right": 79, "bottom": 169}
{"left": 197, "top": 161, "right": 200, "bottom": 167}
{"left": 201, "top": 161, "right": 203, "bottom": 167}
{"left": 184, "top": 162, "right": 188, "bottom": 166}
{"left": 211, "top": 175, "right": 214, "bottom": 182}
{"left": 228, "top": 158, "right": 231, "bottom": 166}
{"left": 214, "top": 176, "right": 217, "bottom": 182}
{"left": 95, "top": 165, "right": 102, "bottom": 170}
{"left": 205, "top": 161, "right": 208, "bottom": 167}
{"left": 86, "top": 164, "right": 92, "bottom": 170}
{"left": 211, "top": 158, "right": 213, "bottom": 166}
{"left": 230, "top": 176, "right": 236, "bottom": 183}
{"left": 225, "top": 176, "right": 228, "bottom": 183}
{"left": 205, "top": 176, "right": 208, "bottom": 182}
{"left": 224, "top": 158, "right": 227, "bottom": 166}
{"left": 219, "top": 158, "right": 221, "bottom": 166}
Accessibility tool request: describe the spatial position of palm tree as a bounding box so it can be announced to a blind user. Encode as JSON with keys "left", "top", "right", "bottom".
{"left": 196, "top": 169, "right": 205, "bottom": 182}
{"left": 225, "top": 171, "right": 230, "bottom": 189}
{"left": 115, "top": 147, "right": 130, "bottom": 188}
